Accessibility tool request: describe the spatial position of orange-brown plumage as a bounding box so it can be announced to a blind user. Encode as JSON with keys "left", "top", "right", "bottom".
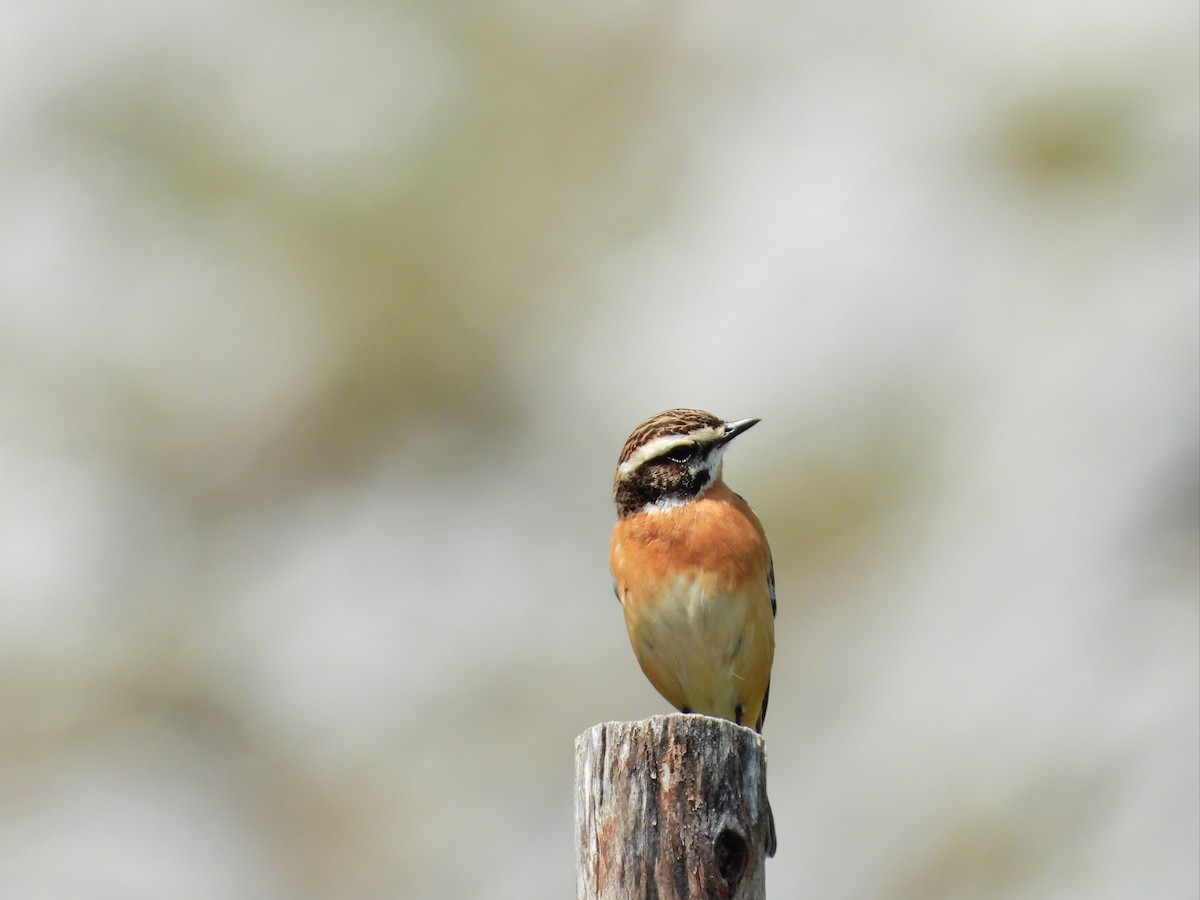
{"left": 611, "top": 479, "right": 775, "bottom": 731}
{"left": 613, "top": 479, "right": 771, "bottom": 583}
{"left": 609, "top": 410, "right": 775, "bottom": 731}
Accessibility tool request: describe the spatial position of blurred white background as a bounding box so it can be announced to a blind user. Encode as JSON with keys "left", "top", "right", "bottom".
{"left": 1, "top": 1, "right": 1196, "bottom": 898}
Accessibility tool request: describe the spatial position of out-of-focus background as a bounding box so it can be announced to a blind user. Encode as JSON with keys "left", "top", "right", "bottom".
{"left": 1, "top": 1, "right": 1196, "bottom": 898}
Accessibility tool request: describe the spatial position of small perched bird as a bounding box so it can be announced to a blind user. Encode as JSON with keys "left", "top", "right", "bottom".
{"left": 610, "top": 408, "right": 777, "bottom": 854}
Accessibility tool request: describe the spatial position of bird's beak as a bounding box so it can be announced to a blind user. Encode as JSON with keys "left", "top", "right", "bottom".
{"left": 719, "top": 417, "right": 761, "bottom": 445}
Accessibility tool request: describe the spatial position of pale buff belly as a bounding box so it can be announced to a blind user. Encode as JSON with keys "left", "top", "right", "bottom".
{"left": 622, "top": 571, "right": 773, "bottom": 726}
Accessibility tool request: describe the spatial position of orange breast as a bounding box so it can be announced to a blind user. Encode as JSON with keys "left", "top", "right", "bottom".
{"left": 610, "top": 480, "right": 774, "bottom": 729}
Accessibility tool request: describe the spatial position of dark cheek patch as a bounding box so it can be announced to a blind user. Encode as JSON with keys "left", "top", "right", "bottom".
{"left": 614, "top": 460, "right": 708, "bottom": 517}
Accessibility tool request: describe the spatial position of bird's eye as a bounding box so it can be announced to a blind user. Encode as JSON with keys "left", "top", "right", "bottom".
{"left": 664, "top": 444, "right": 693, "bottom": 463}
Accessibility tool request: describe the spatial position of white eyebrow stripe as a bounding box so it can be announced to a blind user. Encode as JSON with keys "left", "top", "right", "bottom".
{"left": 617, "top": 435, "right": 690, "bottom": 477}
{"left": 616, "top": 425, "right": 725, "bottom": 478}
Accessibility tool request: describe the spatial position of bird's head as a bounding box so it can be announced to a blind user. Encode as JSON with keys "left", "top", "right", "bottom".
{"left": 613, "top": 408, "right": 760, "bottom": 518}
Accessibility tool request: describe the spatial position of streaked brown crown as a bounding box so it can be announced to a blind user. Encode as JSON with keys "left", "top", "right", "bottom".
{"left": 613, "top": 409, "right": 753, "bottom": 518}
{"left": 616, "top": 409, "right": 723, "bottom": 470}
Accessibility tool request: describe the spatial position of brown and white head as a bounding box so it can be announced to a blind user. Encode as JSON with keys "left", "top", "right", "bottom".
{"left": 613, "top": 409, "right": 760, "bottom": 518}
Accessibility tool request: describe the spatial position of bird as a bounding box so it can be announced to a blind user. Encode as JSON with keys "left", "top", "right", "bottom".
{"left": 609, "top": 408, "right": 777, "bottom": 855}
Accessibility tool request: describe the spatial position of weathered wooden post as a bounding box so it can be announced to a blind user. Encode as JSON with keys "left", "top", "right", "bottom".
{"left": 574, "top": 714, "right": 773, "bottom": 899}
